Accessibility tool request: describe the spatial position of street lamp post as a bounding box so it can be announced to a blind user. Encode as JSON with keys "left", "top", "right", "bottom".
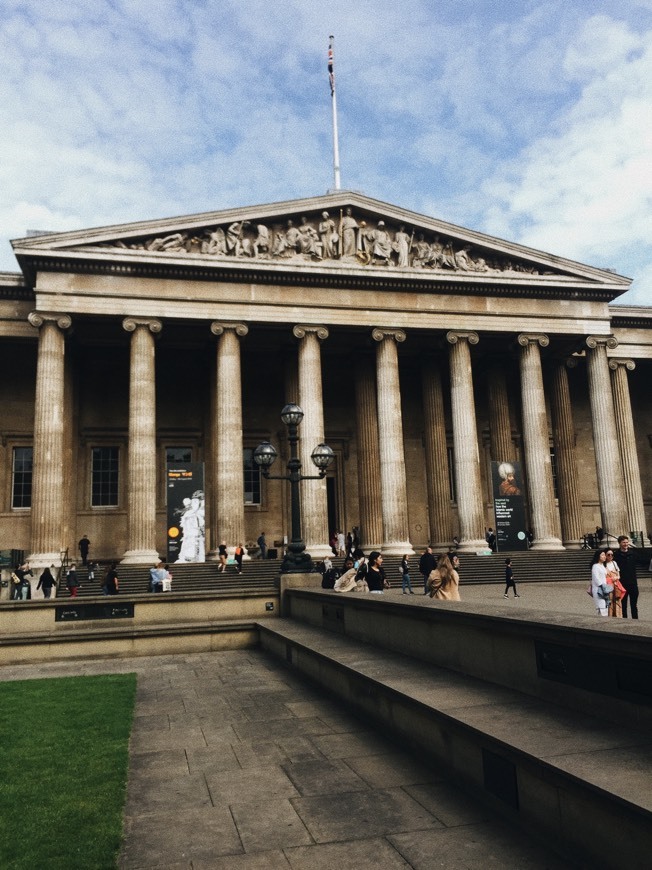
{"left": 253, "top": 404, "right": 334, "bottom": 574}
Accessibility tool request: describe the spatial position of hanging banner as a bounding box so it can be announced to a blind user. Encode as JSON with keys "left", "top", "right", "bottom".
{"left": 491, "top": 461, "right": 528, "bottom": 551}
{"left": 167, "top": 463, "right": 206, "bottom": 563}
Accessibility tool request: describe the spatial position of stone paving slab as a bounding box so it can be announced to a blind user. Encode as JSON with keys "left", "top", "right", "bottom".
{"left": 0, "top": 649, "right": 573, "bottom": 868}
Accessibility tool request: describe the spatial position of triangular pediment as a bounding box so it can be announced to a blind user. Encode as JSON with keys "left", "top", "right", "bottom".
{"left": 11, "top": 191, "right": 630, "bottom": 291}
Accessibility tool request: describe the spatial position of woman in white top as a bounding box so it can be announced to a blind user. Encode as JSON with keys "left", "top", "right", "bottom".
{"left": 604, "top": 548, "right": 623, "bottom": 617}
{"left": 590, "top": 549, "right": 609, "bottom": 616}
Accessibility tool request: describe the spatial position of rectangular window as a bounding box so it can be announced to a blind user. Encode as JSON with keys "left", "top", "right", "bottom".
{"left": 91, "top": 447, "right": 119, "bottom": 506}
{"left": 166, "top": 447, "right": 192, "bottom": 464}
{"left": 12, "top": 447, "right": 33, "bottom": 508}
{"left": 244, "top": 448, "right": 261, "bottom": 505}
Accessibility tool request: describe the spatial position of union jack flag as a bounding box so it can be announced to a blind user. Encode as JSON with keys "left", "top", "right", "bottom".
{"left": 328, "top": 38, "right": 335, "bottom": 96}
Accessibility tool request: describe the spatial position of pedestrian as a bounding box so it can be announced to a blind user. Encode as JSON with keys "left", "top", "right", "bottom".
{"left": 37, "top": 566, "right": 57, "bottom": 599}
{"left": 234, "top": 543, "right": 245, "bottom": 574}
{"left": 337, "top": 530, "right": 346, "bottom": 557}
{"left": 486, "top": 528, "right": 496, "bottom": 552}
{"left": 149, "top": 560, "right": 165, "bottom": 593}
{"left": 590, "top": 550, "right": 610, "bottom": 616}
{"left": 418, "top": 545, "right": 436, "bottom": 595}
{"left": 612, "top": 535, "right": 639, "bottom": 619}
{"left": 103, "top": 562, "right": 119, "bottom": 595}
{"left": 503, "top": 558, "right": 519, "bottom": 598}
{"left": 66, "top": 564, "right": 80, "bottom": 597}
{"left": 13, "top": 562, "right": 33, "bottom": 600}
{"left": 257, "top": 532, "right": 267, "bottom": 560}
{"left": 428, "top": 554, "right": 461, "bottom": 601}
{"left": 87, "top": 561, "right": 96, "bottom": 582}
{"left": 78, "top": 534, "right": 91, "bottom": 566}
{"left": 367, "top": 551, "right": 387, "bottom": 594}
{"left": 400, "top": 553, "right": 414, "bottom": 594}
{"left": 218, "top": 541, "right": 228, "bottom": 573}
{"left": 604, "top": 549, "right": 624, "bottom": 617}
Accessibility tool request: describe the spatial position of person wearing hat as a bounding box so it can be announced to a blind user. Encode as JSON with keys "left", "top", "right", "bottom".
{"left": 367, "top": 551, "right": 387, "bottom": 593}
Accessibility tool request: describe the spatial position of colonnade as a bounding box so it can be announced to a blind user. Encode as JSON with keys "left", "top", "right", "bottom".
{"left": 25, "top": 313, "right": 649, "bottom": 565}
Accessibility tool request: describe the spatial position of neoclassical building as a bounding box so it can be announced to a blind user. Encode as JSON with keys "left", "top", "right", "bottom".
{"left": 1, "top": 191, "right": 650, "bottom": 566}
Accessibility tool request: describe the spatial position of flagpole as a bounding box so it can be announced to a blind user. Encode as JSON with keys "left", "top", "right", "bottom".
{"left": 329, "top": 35, "right": 341, "bottom": 190}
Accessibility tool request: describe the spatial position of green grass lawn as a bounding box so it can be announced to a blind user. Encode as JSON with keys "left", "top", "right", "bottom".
{"left": 0, "top": 673, "right": 137, "bottom": 870}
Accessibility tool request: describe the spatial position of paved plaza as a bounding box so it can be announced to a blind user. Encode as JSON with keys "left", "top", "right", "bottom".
{"left": 1, "top": 644, "right": 573, "bottom": 869}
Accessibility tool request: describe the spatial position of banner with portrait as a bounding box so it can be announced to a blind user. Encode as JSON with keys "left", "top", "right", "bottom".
{"left": 491, "top": 461, "right": 528, "bottom": 551}
{"left": 167, "top": 463, "right": 206, "bottom": 563}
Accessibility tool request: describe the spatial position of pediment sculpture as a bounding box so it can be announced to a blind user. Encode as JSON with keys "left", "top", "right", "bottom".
{"left": 103, "top": 208, "right": 552, "bottom": 276}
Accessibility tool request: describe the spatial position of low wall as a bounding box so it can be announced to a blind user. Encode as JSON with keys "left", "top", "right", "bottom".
{"left": 0, "top": 591, "right": 279, "bottom": 664}
{"left": 286, "top": 589, "right": 652, "bottom": 730}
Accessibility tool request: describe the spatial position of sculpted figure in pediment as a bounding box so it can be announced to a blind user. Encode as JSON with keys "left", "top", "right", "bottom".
{"left": 299, "top": 216, "right": 321, "bottom": 258}
{"left": 285, "top": 220, "right": 302, "bottom": 255}
{"left": 339, "top": 207, "right": 359, "bottom": 258}
{"left": 226, "top": 221, "right": 250, "bottom": 256}
{"left": 146, "top": 232, "right": 188, "bottom": 252}
{"left": 393, "top": 226, "right": 412, "bottom": 267}
{"left": 319, "top": 211, "right": 338, "bottom": 259}
{"left": 371, "top": 221, "right": 393, "bottom": 265}
{"left": 252, "top": 224, "right": 270, "bottom": 258}
{"left": 202, "top": 227, "right": 226, "bottom": 255}
{"left": 412, "top": 234, "right": 432, "bottom": 268}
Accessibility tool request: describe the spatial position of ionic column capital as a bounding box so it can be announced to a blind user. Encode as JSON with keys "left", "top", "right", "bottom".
{"left": 28, "top": 311, "right": 72, "bottom": 331}
{"left": 372, "top": 327, "right": 406, "bottom": 343}
{"left": 446, "top": 330, "right": 478, "bottom": 346}
{"left": 608, "top": 358, "right": 636, "bottom": 372}
{"left": 517, "top": 333, "right": 549, "bottom": 348}
{"left": 293, "top": 325, "right": 329, "bottom": 341}
{"left": 210, "top": 321, "right": 249, "bottom": 338}
{"left": 122, "top": 317, "right": 162, "bottom": 334}
{"left": 586, "top": 334, "right": 618, "bottom": 350}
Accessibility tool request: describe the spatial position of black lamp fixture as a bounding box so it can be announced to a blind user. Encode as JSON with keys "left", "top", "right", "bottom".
{"left": 253, "top": 404, "right": 334, "bottom": 573}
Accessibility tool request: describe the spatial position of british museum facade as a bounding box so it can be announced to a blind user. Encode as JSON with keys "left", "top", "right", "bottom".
{"left": 1, "top": 191, "right": 650, "bottom": 566}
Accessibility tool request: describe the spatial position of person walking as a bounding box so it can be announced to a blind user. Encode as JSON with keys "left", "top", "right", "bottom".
{"left": 78, "top": 534, "right": 91, "bottom": 566}
{"left": 103, "top": 562, "right": 119, "bottom": 596}
{"left": 590, "top": 550, "right": 610, "bottom": 617}
{"left": 37, "top": 566, "right": 57, "bottom": 599}
{"left": 400, "top": 554, "right": 414, "bottom": 594}
{"left": 427, "top": 554, "right": 461, "bottom": 601}
{"left": 613, "top": 535, "right": 639, "bottom": 619}
{"left": 419, "top": 545, "right": 437, "bottom": 595}
{"left": 503, "top": 558, "right": 519, "bottom": 599}
{"left": 66, "top": 564, "right": 80, "bottom": 598}
{"left": 218, "top": 541, "right": 228, "bottom": 573}
{"left": 605, "top": 548, "right": 625, "bottom": 618}
{"left": 234, "top": 543, "right": 245, "bottom": 574}
{"left": 257, "top": 532, "right": 267, "bottom": 560}
{"left": 367, "top": 551, "right": 387, "bottom": 594}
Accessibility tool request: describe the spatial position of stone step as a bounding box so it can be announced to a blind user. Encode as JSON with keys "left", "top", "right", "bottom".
{"left": 259, "top": 616, "right": 652, "bottom": 869}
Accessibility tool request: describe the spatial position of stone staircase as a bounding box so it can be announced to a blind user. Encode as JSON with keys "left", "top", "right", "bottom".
{"left": 54, "top": 549, "right": 651, "bottom": 598}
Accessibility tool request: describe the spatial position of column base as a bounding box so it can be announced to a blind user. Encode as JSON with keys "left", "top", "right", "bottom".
{"left": 26, "top": 551, "right": 65, "bottom": 570}
{"left": 562, "top": 539, "right": 583, "bottom": 550}
{"left": 456, "top": 539, "right": 489, "bottom": 554}
{"left": 530, "top": 537, "right": 565, "bottom": 551}
{"left": 379, "top": 541, "right": 415, "bottom": 557}
{"left": 121, "top": 548, "right": 162, "bottom": 565}
{"left": 306, "top": 543, "right": 337, "bottom": 560}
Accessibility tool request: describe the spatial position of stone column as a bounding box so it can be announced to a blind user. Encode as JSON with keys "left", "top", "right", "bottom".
{"left": 549, "top": 360, "right": 583, "bottom": 548}
{"left": 585, "top": 336, "right": 628, "bottom": 540}
{"left": 354, "top": 356, "right": 383, "bottom": 551}
{"left": 372, "top": 328, "right": 412, "bottom": 555}
{"left": 487, "top": 363, "right": 514, "bottom": 461}
{"left": 27, "top": 312, "right": 72, "bottom": 567}
{"left": 293, "top": 325, "right": 331, "bottom": 558}
{"left": 422, "top": 358, "right": 452, "bottom": 548}
{"left": 446, "top": 331, "right": 486, "bottom": 551}
{"left": 609, "top": 358, "right": 650, "bottom": 546}
{"left": 210, "top": 322, "right": 249, "bottom": 558}
{"left": 517, "top": 334, "right": 563, "bottom": 550}
{"left": 121, "top": 317, "right": 162, "bottom": 564}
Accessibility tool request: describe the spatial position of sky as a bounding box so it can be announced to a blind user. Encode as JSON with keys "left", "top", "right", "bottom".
{"left": 1, "top": 0, "right": 652, "bottom": 307}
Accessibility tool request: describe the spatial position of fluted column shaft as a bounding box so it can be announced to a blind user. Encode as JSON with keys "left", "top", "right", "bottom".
{"left": 422, "top": 358, "right": 452, "bottom": 548}
{"left": 447, "top": 331, "right": 486, "bottom": 551}
{"left": 372, "top": 328, "right": 412, "bottom": 554}
{"left": 487, "top": 364, "right": 514, "bottom": 461}
{"left": 293, "top": 326, "right": 331, "bottom": 558}
{"left": 549, "top": 361, "right": 583, "bottom": 548}
{"left": 585, "top": 337, "right": 628, "bottom": 539}
{"left": 609, "top": 359, "right": 650, "bottom": 545}
{"left": 28, "top": 312, "right": 71, "bottom": 566}
{"left": 518, "top": 334, "right": 563, "bottom": 550}
{"left": 354, "top": 357, "right": 383, "bottom": 550}
{"left": 121, "top": 318, "right": 162, "bottom": 563}
{"left": 211, "top": 322, "right": 248, "bottom": 555}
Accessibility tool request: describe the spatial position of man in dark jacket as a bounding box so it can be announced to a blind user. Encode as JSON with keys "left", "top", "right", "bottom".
{"left": 419, "top": 545, "right": 437, "bottom": 595}
{"left": 613, "top": 535, "right": 639, "bottom": 619}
